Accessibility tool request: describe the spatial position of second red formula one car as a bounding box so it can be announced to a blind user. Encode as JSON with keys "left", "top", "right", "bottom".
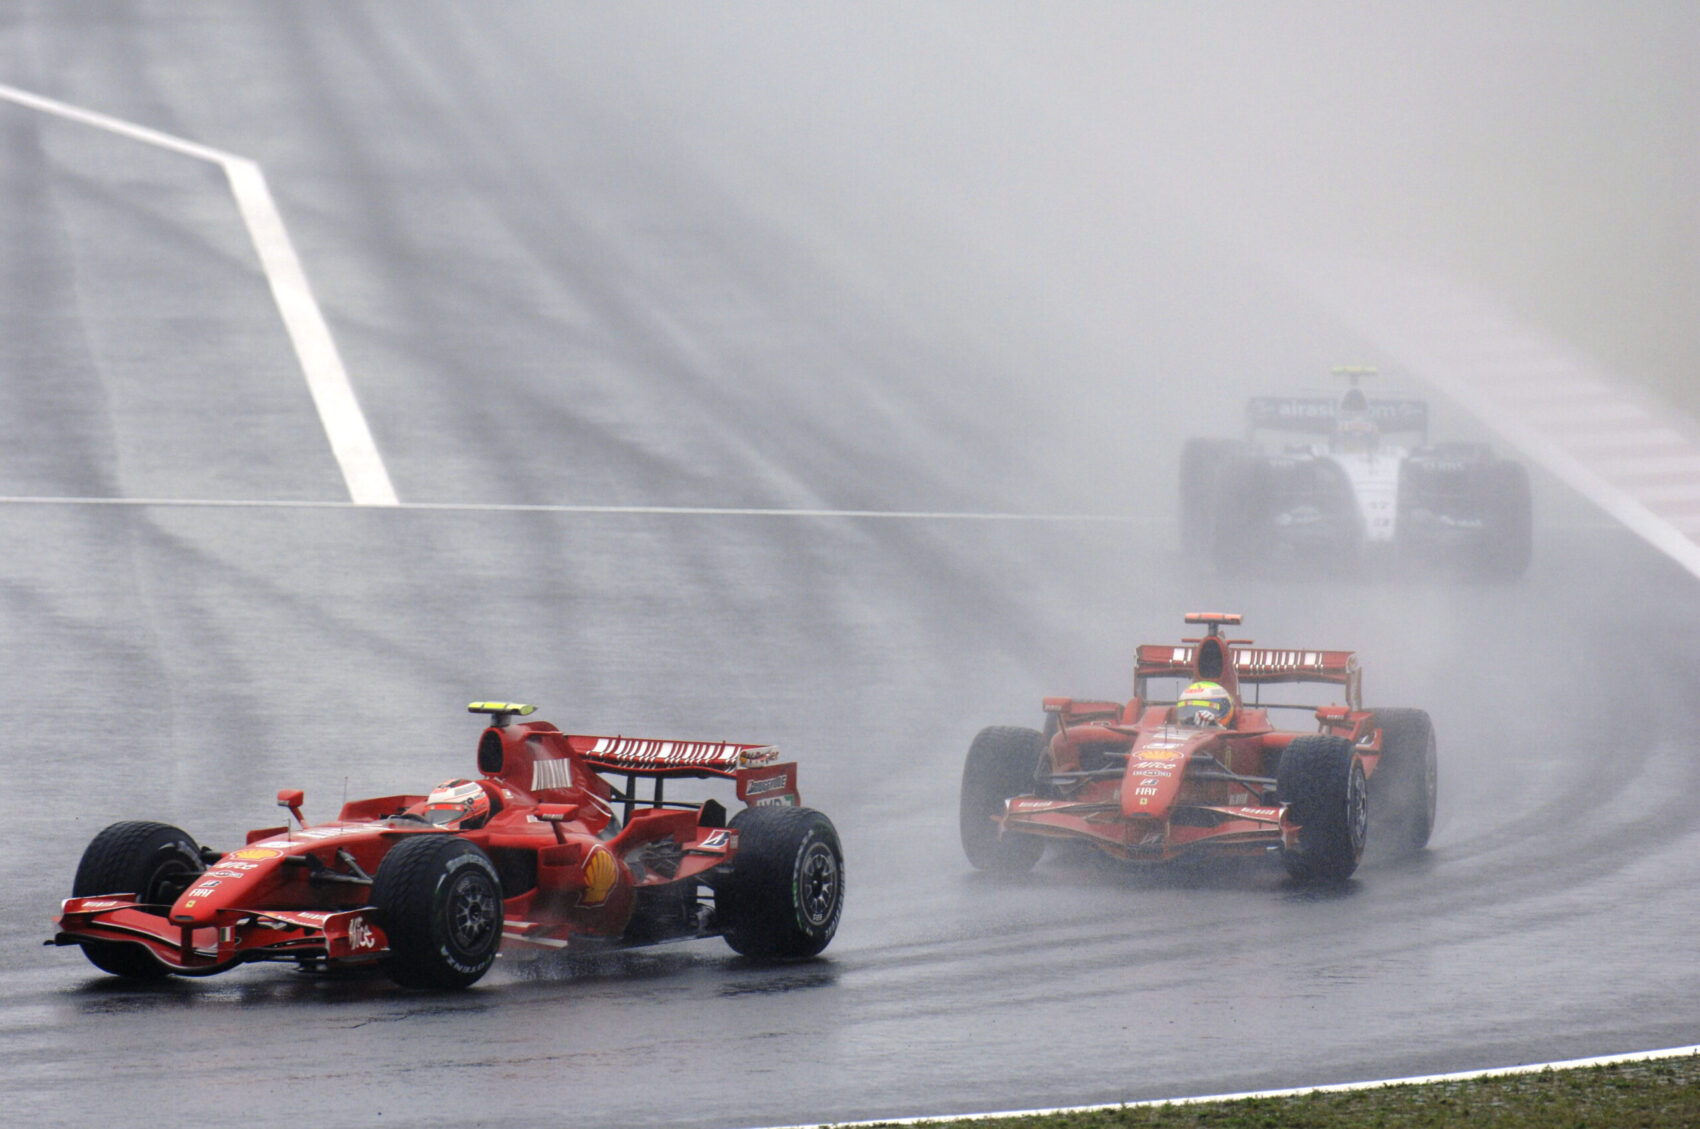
{"left": 51, "top": 703, "right": 844, "bottom": 988}
{"left": 960, "top": 614, "right": 1436, "bottom": 881}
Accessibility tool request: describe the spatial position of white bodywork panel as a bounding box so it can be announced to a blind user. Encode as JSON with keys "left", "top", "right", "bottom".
{"left": 1322, "top": 445, "right": 1409, "bottom": 543}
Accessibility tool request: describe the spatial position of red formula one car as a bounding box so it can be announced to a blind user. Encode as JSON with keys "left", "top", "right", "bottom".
{"left": 51, "top": 703, "right": 844, "bottom": 988}
{"left": 960, "top": 614, "right": 1436, "bottom": 881}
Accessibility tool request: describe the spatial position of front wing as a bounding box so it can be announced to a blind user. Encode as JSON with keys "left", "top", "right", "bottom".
{"left": 51, "top": 897, "right": 699, "bottom": 973}
{"left": 1000, "top": 798, "right": 1298, "bottom": 862}
{"left": 51, "top": 896, "right": 388, "bottom": 975}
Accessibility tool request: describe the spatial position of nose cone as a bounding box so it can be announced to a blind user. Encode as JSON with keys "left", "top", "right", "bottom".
{"left": 170, "top": 877, "right": 230, "bottom": 925}
{"left": 1121, "top": 765, "right": 1183, "bottom": 818}
{"left": 1120, "top": 738, "right": 1194, "bottom": 818}
{"left": 168, "top": 846, "right": 283, "bottom": 925}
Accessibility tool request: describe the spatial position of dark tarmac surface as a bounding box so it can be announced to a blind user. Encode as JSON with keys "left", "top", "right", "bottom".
{"left": 2, "top": 6, "right": 1697, "bottom": 1129}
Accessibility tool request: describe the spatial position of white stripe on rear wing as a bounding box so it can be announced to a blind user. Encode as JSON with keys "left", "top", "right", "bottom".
{"left": 578, "top": 736, "right": 780, "bottom": 776}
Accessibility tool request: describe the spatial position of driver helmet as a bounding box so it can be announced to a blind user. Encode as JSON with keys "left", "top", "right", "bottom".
{"left": 422, "top": 778, "right": 493, "bottom": 829}
{"left": 1335, "top": 388, "right": 1379, "bottom": 453}
{"left": 1174, "top": 681, "right": 1235, "bottom": 728}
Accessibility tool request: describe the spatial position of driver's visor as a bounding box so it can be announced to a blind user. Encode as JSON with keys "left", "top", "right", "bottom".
{"left": 422, "top": 802, "right": 467, "bottom": 826}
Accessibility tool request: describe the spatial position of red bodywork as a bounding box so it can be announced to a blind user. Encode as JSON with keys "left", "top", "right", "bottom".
{"left": 1001, "top": 618, "right": 1386, "bottom": 861}
{"left": 52, "top": 710, "right": 802, "bottom": 975}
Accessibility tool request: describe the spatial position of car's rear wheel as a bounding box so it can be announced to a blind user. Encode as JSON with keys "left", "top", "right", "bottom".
{"left": 1370, "top": 708, "right": 1438, "bottom": 852}
{"left": 715, "top": 805, "right": 843, "bottom": 959}
{"left": 71, "top": 821, "right": 206, "bottom": 978}
{"left": 1277, "top": 736, "right": 1367, "bottom": 881}
{"left": 372, "top": 835, "right": 503, "bottom": 989}
{"left": 960, "top": 725, "right": 1048, "bottom": 871}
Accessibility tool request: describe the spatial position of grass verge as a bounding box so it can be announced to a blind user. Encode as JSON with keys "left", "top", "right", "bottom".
{"left": 845, "top": 1054, "right": 1700, "bottom": 1129}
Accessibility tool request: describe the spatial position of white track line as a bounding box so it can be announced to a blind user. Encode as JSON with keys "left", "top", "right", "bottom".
{"left": 220, "top": 158, "right": 395, "bottom": 505}
{"left": 0, "top": 495, "right": 1132, "bottom": 521}
{"left": 747, "top": 1044, "right": 1700, "bottom": 1129}
{"left": 0, "top": 83, "right": 397, "bottom": 506}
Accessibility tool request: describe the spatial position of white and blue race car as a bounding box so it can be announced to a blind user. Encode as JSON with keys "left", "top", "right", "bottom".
{"left": 1181, "top": 369, "right": 1531, "bottom": 579}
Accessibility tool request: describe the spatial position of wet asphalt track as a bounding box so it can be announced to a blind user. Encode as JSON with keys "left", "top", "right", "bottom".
{"left": 3, "top": 6, "right": 1699, "bottom": 1129}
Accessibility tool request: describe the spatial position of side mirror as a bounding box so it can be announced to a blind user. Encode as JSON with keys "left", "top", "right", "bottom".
{"left": 534, "top": 802, "right": 579, "bottom": 842}
{"left": 277, "top": 788, "right": 306, "bottom": 828}
{"left": 1314, "top": 705, "right": 1354, "bottom": 737}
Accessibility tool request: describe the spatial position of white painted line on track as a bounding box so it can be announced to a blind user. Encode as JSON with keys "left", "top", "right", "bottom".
{"left": 0, "top": 82, "right": 397, "bottom": 506}
{"left": 388, "top": 503, "right": 1134, "bottom": 521}
{"left": 748, "top": 1044, "right": 1700, "bottom": 1129}
{"left": 3, "top": 495, "right": 1620, "bottom": 532}
{"left": 0, "top": 494, "right": 1134, "bottom": 521}
{"left": 0, "top": 81, "right": 229, "bottom": 161}
{"left": 0, "top": 496, "right": 1636, "bottom": 528}
{"left": 219, "top": 158, "right": 395, "bottom": 506}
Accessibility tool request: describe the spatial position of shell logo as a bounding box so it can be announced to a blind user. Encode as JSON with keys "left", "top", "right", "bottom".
{"left": 231, "top": 848, "right": 283, "bottom": 861}
{"left": 582, "top": 846, "right": 617, "bottom": 906}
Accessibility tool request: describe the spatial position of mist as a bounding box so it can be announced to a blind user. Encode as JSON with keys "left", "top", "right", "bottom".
{"left": 489, "top": 1, "right": 1698, "bottom": 435}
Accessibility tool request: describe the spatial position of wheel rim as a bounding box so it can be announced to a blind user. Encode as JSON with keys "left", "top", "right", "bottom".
{"left": 446, "top": 872, "right": 499, "bottom": 954}
{"left": 143, "top": 850, "right": 201, "bottom": 906}
{"left": 798, "top": 841, "right": 840, "bottom": 929}
{"left": 1347, "top": 761, "right": 1369, "bottom": 853}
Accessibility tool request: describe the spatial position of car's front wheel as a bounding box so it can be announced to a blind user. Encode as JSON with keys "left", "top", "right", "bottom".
{"left": 959, "top": 726, "right": 1048, "bottom": 871}
{"left": 1370, "top": 708, "right": 1438, "bottom": 852}
{"left": 372, "top": 835, "right": 504, "bottom": 989}
{"left": 71, "top": 820, "right": 206, "bottom": 978}
{"left": 1278, "top": 736, "right": 1367, "bottom": 881}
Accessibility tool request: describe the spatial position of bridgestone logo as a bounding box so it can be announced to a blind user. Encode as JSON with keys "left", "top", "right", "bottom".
{"left": 744, "top": 775, "right": 789, "bottom": 795}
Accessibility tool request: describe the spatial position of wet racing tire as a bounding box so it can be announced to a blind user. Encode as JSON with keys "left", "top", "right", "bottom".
{"left": 1277, "top": 736, "right": 1368, "bottom": 882}
{"left": 71, "top": 821, "right": 206, "bottom": 978}
{"left": 719, "top": 806, "right": 844, "bottom": 958}
{"left": 1370, "top": 708, "right": 1438, "bottom": 852}
{"left": 372, "top": 835, "right": 504, "bottom": 989}
{"left": 959, "top": 725, "right": 1048, "bottom": 871}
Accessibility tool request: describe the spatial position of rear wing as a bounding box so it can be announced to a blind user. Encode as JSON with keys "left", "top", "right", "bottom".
{"left": 571, "top": 736, "right": 799, "bottom": 810}
{"left": 1246, "top": 396, "right": 1429, "bottom": 437}
{"left": 1135, "top": 643, "right": 1361, "bottom": 711}
{"left": 574, "top": 735, "right": 781, "bottom": 779}
{"left": 467, "top": 704, "right": 798, "bottom": 808}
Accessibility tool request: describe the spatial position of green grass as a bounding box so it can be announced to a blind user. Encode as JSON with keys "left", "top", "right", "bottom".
{"left": 842, "top": 1055, "right": 1700, "bottom": 1129}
